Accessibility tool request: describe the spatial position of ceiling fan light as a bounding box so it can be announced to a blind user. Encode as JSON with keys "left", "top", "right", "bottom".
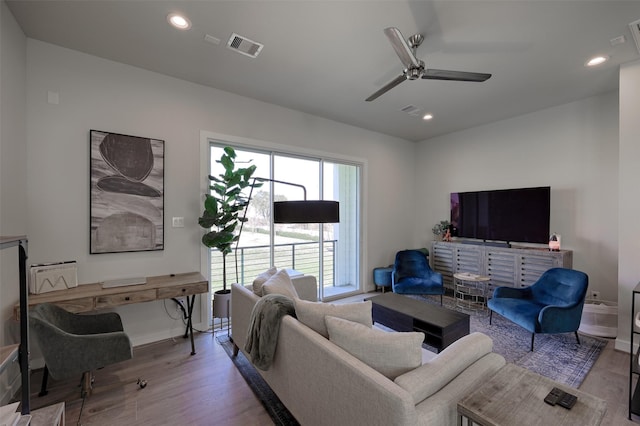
{"left": 585, "top": 55, "right": 609, "bottom": 67}
{"left": 167, "top": 13, "right": 191, "bottom": 30}
{"left": 423, "top": 113, "right": 433, "bottom": 121}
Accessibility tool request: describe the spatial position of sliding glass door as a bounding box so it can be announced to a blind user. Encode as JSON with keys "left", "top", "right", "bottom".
{"left": 207, "top": 142, "right": 361, "bottom": 300}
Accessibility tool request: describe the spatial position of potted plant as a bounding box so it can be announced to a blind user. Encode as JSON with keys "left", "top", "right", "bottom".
{"left": 431, "top": 220, "right": 451, "bottom": 241}
{"left": 199, "top": 146, "right": 261, "bottom": 319}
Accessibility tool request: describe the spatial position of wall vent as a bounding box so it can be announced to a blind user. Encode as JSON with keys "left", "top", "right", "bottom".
{"left": 400, "top": 105, "right": 422, "bottom": 116}
{"left": 227, "top": 33, "right": 264, "bottom": 58}
{"left": 629, "top": 19, "right": 640, "bottom": 55}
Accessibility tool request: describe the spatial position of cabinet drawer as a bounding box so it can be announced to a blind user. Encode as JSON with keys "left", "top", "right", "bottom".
{"left": 158, "top": 281, "right": 208, "bottom": 298}
{"left": 96, "top": 289, "right": 156, "bottom": 308}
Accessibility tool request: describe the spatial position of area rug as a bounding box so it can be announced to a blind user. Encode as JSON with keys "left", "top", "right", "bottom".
{"left": 409, "top": 294, "right": 607, "bottom": 388}
{"left": 217, "top": 335, "right": 300, "bottom": 426}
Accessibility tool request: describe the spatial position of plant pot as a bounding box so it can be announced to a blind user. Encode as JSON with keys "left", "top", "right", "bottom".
{"left": 213, "top": 289, "right": 231, "bottom": 319}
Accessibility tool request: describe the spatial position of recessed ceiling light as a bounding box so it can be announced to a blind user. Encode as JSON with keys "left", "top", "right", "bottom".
{"left": 167, "top": 13, "right": 191, "bottom": 30}
{"left": 585, "top": 55, "right": 609, "bottom": 67}
{"left": 423, "top": 113, "right": 433, "bottom": 121}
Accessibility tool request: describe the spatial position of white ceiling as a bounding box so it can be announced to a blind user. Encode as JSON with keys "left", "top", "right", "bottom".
{"left": 6, "top": 0, "right": 640, "bottom": 142}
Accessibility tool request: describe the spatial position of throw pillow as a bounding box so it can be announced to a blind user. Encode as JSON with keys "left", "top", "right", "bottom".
{"left": 261, "top": 269, "right": 300, "bottom": 300}
{"left": 295, "top": 299, "right": 372, "bottom": 338}
{"left": 325, "top": 316, "right": 424, "bottom": 380}
{"left": 252, "top": 266, "right": 278, "bottom": 296}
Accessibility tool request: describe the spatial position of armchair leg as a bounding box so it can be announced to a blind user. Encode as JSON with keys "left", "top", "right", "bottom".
{"left": 39, "top": 365, "right": 49, "bottom": 396}
{"left": 440, "top": 294, "right": 443, "bottom": 306}
{"left": 575, "top": 331, "right": 581, "bottom": 345}
{"left": 531, "top": 333, "right": 535, "bottom": 352}
{"left": 81, "top": 371, "right": 93, "bottom": 398}
{"left": 489, "top": 310, "right": 493, "bottom": 325}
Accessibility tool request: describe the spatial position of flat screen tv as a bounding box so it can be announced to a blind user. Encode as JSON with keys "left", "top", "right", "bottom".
{"left": 450, "top": 186, "right": 550, "bottom": 244}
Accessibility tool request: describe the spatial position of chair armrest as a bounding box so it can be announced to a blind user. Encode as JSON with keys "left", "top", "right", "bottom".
{"left": 492, "top": 286, "right": 531, "bottom": 299}
{"left": 538, "top": 302, "right": 585, "bottom": 333}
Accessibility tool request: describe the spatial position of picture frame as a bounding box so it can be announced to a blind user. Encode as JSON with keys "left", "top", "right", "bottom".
{"left": 90, "top": 130, "right": 165, "bottom": 254}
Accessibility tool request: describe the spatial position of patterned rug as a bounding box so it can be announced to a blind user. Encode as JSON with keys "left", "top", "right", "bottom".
{"left": 409, "top": 294, "right": 607, "bottom": 388}
{"left": 217, "top": 335, "right": 300, "bottom": 426}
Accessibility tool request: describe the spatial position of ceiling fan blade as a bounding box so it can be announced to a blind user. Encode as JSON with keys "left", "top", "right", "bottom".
{"left": 365, "top": 74, "right": 407, "bottom": 102}
{"left": 384, "top": 27, "right": 420, "bottom": 69}
{"left": 422, "top": 69, "right": 491, "bottom": 82}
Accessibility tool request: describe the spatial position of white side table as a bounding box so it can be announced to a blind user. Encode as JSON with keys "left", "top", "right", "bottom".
{"left": 454, "top": 273, "right": 490, "bottom": 312}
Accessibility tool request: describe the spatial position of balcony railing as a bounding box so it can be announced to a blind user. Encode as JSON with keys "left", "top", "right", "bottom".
{"left": 209, "top": 240, "right": 337, "bottom": 293}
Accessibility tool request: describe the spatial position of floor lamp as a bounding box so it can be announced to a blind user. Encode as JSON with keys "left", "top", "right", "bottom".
{"left": 234, "top": 177, "right": 340, "bottom": 283}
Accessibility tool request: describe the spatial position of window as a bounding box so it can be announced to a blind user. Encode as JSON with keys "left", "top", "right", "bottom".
{"left": 206, "top": 142, "right": 361, "bottom": 301}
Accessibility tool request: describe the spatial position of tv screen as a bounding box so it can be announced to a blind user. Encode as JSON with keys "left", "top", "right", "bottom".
{"left": 450, "top": 186, "right": 550, "bottom": 244}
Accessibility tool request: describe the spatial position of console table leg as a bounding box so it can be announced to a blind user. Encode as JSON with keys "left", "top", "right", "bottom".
{"left": 185, "top": 295, "right": 196, "bottom": 355}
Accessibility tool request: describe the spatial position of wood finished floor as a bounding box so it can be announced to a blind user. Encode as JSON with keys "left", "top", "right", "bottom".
{"left": 25, "top": 321, "right": 637, "bottom": 425}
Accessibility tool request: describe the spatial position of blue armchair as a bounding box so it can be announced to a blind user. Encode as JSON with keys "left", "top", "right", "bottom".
{"left": 487, "top": 267, "right": 588, "bottom": 351}
{"left": 392, "top": 249, "right": 444, "bottom": 304}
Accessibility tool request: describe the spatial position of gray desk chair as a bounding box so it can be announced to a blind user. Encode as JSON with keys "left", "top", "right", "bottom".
{"left": 29, "top": 303, "right": 134, "bottom": 397}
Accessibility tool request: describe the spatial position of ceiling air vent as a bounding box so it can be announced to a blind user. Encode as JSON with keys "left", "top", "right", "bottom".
{"left": 630, "top": 19, "right": 640, "bottom": 55}
{"left": 227, "top": 33, "right": 264, "bottom": 58}
{"left": 400, "top": 105, "right": 422, "bottom": 116}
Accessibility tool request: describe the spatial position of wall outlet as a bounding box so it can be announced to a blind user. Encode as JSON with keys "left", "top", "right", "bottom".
{"left": 590, "top": 290, "right": 600, "bottom": 299}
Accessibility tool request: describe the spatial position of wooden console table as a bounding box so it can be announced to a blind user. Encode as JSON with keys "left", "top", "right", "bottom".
{"left": 14, "top": 272, "right": 208, "bottom": 355}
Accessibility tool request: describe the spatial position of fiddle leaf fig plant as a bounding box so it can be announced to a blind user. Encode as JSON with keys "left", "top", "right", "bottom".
{"left": 199, "top": 146, "right": 261, "bottom": 291}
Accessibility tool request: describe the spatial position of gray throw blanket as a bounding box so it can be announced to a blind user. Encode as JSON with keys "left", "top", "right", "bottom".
{"left": 245, "top": 293, "right": 296, "bottom": 371}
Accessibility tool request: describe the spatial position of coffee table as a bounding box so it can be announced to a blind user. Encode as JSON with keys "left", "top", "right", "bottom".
{"left": 366, "top": 292, "right": 469, "bottom": 352}
{"left": 457, "top": 363, "right": 607, "bottom": 426}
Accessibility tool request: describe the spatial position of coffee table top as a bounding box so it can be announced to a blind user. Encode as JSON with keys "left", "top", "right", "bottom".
{"left": 366, "top": 292, "right": 468, "bottom": 328}
{"left": 458, "top": 363, "right": 606, "bottom": 426}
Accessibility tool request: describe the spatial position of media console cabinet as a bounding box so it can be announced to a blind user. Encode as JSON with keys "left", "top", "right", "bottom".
{"left": 431, "top": 241, "right": 572, "bottom": 294}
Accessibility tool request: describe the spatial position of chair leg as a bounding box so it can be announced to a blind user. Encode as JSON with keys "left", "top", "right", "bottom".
{"left": 531, "top": 333, "right": 535, "bottom": 352}
{"left": 81, "top": 371, "right": 93, "bottom": 398}
{"left": 440, "top": 294, "right": 443, "bottom": 306}
{"left": 39, "top": 365, "right": 49, "bottom": 397}
{"left": 489, "top": 310, "right": 493, "bottom": 325}
{"left": 575, "top": 331, "right": 581, "bottom": 345}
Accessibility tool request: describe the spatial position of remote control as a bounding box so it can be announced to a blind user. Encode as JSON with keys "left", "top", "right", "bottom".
{"left": 544, "top": 387, "right": 577, "bottom": 409}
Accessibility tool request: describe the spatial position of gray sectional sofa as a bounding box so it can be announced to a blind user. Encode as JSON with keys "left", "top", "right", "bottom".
{"left": 231, "top": 274, "right": 506, "bottom": 425}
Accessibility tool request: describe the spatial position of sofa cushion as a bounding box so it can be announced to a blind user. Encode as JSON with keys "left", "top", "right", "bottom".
{"left": 262, "top": 269, "right": 299, "bottom": 300}
{"left": 393, "top": 332, "right": 494, "bottom": 404}
{"left": 325, "top": 316, "right": 424, "bottom": 380}
{"left": 252, "top": 267, "right": 278, "bottom": 296}
{"left": 295, "top": 299, "right": 372, "bottom": 338}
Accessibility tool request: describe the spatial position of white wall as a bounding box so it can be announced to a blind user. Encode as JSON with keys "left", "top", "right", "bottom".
{"left": 415, "top": 91, "right": 620, "bottom": 302}
{"left": 617, "top": 59, "right": 640, "bottom": 352}
{"left": 0, "top": 0, "right": 27, "bottom": 404}
{"left": 18, "top": 39, "right": 416, "bottom": 345}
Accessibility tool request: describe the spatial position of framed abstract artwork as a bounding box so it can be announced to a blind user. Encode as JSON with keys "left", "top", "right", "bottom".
{"left": 90, "top": 130, "right": 165, "bottom": 254}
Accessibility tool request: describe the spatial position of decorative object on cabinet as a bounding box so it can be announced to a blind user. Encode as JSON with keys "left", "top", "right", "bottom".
{"left": 90, "top": 130, "right": 164, "bottom": 254}
{"left": 0, "top": 236, "right": 30, "bottom": 415}
{"left": 392, "top": 249, "right": 444, "bottom": 305}
{"left": 487, "top": 267, "right": 588, "bottom": 351}
{"left": 549, "top": 232, "right": 561, "bottom": 251}
{"left": 431, "top": 220, "right": 451, "bottom": 241}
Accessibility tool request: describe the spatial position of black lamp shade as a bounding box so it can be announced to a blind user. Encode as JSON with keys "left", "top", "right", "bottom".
{"left": 273, "top": 200, "right": 340, "bottom": 223}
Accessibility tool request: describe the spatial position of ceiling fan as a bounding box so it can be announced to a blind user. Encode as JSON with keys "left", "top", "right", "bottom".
{"left": 366, "top": 27, "right": 491, "bottom": 102}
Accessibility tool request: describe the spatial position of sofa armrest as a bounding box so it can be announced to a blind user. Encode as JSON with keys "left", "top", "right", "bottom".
{"left": 394, "top": 332, "right": 494, "bottom": 404}
{"left": 292, "top": 275, "right": 318, "bottom": 301}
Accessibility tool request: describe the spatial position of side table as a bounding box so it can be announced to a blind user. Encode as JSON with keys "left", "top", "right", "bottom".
{"left": 458, "top": 363, "right": 606, "bottom": 426}
{"left": 454, "top": 272, "right": 490, "bottom": 312}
